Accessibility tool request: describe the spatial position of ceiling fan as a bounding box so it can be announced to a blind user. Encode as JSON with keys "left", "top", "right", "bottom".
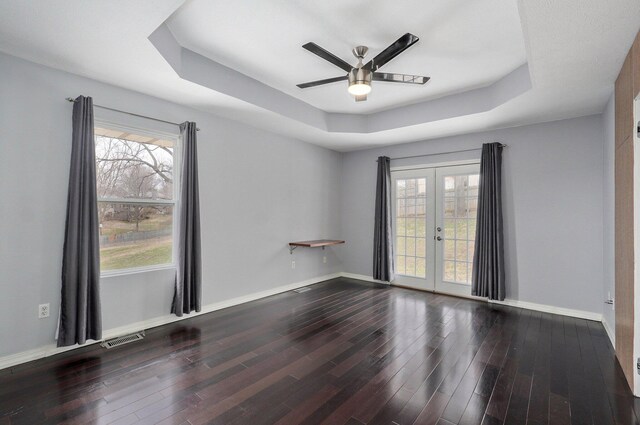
{"left": 297, "top": 33, "right": 430, "bottom": 102}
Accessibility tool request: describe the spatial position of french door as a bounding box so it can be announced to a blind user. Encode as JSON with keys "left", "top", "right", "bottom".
{"left": 391, "top": 164, "right": 480, "bottom": 297}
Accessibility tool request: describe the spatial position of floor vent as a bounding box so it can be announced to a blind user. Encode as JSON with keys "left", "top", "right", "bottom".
{"left": 101, "top": 331, "right": 145, "bottom": 349}
{"left": 293, "top": 287, "right": 312, "bottom": 293}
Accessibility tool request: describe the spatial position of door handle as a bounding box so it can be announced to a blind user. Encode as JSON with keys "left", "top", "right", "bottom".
{"left": 436, "top": 236, "right": 442, "bottom": 241}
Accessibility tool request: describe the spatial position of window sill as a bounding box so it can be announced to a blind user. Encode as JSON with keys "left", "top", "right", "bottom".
{"left": 100, "top": 264, "right": 176, "bottom": 279}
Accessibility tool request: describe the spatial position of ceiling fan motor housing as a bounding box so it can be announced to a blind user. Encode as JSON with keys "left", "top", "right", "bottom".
{"left": 348, "top": 67, "right": 372, "bottom": 87}
{"left": 352, "top": 45, "right": 369, "bottom": 59}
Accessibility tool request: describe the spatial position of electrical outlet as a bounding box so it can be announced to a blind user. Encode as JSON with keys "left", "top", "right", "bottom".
{"left": 605, "top": 292, "right": 615, "bottom": 310}
{"left": 291, "top": 260, "right": 296, "bottom": 270}
{"left": 323, "top": 256, "right": 327, "bottom": 264}
{"left": 38, "top": 303, "right": 50, "bottom": 319}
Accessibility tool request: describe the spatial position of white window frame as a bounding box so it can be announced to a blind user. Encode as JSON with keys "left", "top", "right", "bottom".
{"left": 94, "top": 119, "right": 181, "bottom": 278}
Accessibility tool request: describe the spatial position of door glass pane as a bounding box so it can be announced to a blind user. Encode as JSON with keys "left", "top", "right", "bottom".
{"left": 456, "top": 262, "right": 468, "bottom": 282}
{"left": 468, "top": 198, "right": 478, "bottom": 218}
{"left": 406, "top": 206, "right": 416, "bottom": 221}
{"left": 416, "top": 219, "right": 426, "bottom": 238}
{"left": 444, "top": 219, "right": 455, "bottom": 239}
{"left": 406, "top": 237, "right": 416, "bottom": 256}
{"left": 444, "top": 240, "right": 455, "bottom": 260}
{"left": 444, "top": 261, "right": 455, "bottom": 281}
{"left": 416, "top": 238, "right": 426, "bottom": 257}
{"left": 444, "top": 177, "right": 455, "bottom": 196}
{"left": 396, "top": 256, "right": 406, "bottom": 275}
{"left": 397, "top": 180, "right": 406, "bottom": 198}
{"left": 455, "top": 220, "right": 468, "bottom": 239}
{"left": 416, "top": 198, "right": 426, "bottom": 237}
{"left": 455, "top": 175, "right": 468, "bottom": 192}
{"left": 455, "top": 241, "right": 467, "bottom": 262}
{"left": 395, "top": 177, "right": 428, "bottom": 278}
{"left": 456, "top": 198, "right": 468, "bottom": 218}
{"left": 406, "top": 256, "right": 416, "bottom": 276}
{"left": 440, "top": 172, "right": 479, "bottom": 284}
{"left": 406, "top": 218, "right": 416, "bottom": 236}
{"left": 406, "top": 179, "right": 416, "bottom": 197}
{"left": 444, "top": 199, "right": 455, "bottom": 218}
{"left": 469, "top": 175, "right": 479, "bottom": 194}
{"left": 468, "top": 218, "right": 477, "bottom": 239}
{"left": 467, "top": 241, "right": 475, "bottom": 262}
{"left": 416, "top": 258, "right": 426, "bottom": 278}
{"left": 418, "top": 179, "right": 426, "bottom": 196}
{"left": 396, "top": 217, "right": 406, "bottom": 236}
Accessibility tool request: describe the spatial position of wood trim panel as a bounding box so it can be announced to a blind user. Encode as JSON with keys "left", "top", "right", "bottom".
{"left": 616, "top": 52, "right": 633, "bottom": 148}
{"left": 614, "top": 29, "right": 640, "bottom": 391}
{"left": 633, "top": 30, "right": 640, "bottom": 99}
{"left": 615, "top": 136, "right": 634, "bottom": 389}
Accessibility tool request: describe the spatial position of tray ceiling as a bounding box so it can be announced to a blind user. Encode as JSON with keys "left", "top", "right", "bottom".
{"left": 0, "top": 0, "right": 637, "bottom": 151}
{"left": 166, "top": 0, "right": 527, "bottom": 114}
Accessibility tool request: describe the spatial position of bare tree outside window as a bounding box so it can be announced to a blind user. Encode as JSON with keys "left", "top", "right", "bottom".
{"left": 94, "top": 127, "right": 176, "bottom": 272}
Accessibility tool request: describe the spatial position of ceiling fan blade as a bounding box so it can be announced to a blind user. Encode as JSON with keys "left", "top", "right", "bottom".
{"left": 373, "top": 72, "right": 430, "bottom": 84}
{"left": 355, "top": 94, "right": 367, "bottom": 102}
{"left": 302, "top": 42, "right": 353, "bottom": 72}
{"left": 297, "top": 75, "right": 348, "bottom": 89}
{"left": 364, "top": 33, "right": 419, "bottom": 72}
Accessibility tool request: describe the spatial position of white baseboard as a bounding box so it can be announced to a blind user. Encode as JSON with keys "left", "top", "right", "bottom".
{"left": 487, "top": 298, "right": 602, "bottom": 321}
{"left": 340, "top": 273, "right": 602, "bottom": 321}
{"left": 0, "top": 271, "right": 607, "bottom": 370}
{"left": 0, "top": 272, "right": 341, "bottom": 371}
{"left": 101, "top": 272, "right": 341, "bottom": 340}
{"left": 602, "top": 315, "right": 615, "bottom": 346}
{"left": 340, "top": 272, "right": 389, "bottom": 285}
{"left": 0, "top": 342, "right": 85, "bottom": 371}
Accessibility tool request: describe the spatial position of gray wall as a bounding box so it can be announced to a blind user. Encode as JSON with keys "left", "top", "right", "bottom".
{"left": 602, "top": 94, "right": 616, "bottom": 336}
{"left": 0, "top": 53, "right": 343, "bottom": 357}
{"left": 340, "top": 116, "right": 606, "bottom": 315}
{"left": 0, "top": 50, "right": 612, "bottom": 360}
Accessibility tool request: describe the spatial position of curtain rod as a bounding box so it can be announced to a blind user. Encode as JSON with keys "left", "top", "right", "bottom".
{"left": 375, "top": 144, "right": 507, "bottom": 162}
{"left": 65, "top": 97, "right": 200, "bottom": 131}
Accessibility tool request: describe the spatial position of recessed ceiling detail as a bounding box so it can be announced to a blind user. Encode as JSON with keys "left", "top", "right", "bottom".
{"left": 0, "top": 0, "right": 638, "bottom": 151}
{"left": 150, "top": 23, "right": 532, "bottom": 134}
{"left": 165, "top": 0, "right": 528, "bottom": 115}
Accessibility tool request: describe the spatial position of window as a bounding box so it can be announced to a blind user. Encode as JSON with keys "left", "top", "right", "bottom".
{"left": 94, "top": 125, "right": 178, "bottom": 273}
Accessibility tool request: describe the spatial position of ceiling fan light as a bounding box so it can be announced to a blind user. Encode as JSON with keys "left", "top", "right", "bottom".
{"left": 348, "top": 67, "right": 372, "bottom": 97}
{"left": 348, "top": 82, "right": 372, "bottom": 96}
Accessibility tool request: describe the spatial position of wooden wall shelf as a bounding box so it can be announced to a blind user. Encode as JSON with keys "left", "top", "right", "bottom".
{"left": 289, "top": 239, "right": 345, "bottom": 254}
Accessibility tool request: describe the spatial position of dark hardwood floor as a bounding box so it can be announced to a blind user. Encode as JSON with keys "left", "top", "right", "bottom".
{"left": 1, "top": 278, "right": 639, "bottom": 425}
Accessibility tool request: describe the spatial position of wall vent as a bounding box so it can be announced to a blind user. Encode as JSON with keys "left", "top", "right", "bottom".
{"left": 292, "top": 287, "right": 312, "bottom": 293}
{"left": 101, "top": 331, "right": 145, "bottom": 349}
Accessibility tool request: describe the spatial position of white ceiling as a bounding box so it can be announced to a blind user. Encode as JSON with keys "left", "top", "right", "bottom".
{"left": 0, "top": 0, "right": 638, "bottom": 151}
{"left": 166, "top": 0, "right": 526, "bottom": 114}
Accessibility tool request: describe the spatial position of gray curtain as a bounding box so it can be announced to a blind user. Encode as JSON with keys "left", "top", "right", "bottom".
{"left": 58, "top": 95, "right": 102, "bottom": 347}
{"left": 472, "top": 142, "right": 505, "bottom": 300}
{"left": 373, "top": 156, "right": 394, "bottom": 281}
{"left": 172, "top": 122, "right": 202, "bottom": 316}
